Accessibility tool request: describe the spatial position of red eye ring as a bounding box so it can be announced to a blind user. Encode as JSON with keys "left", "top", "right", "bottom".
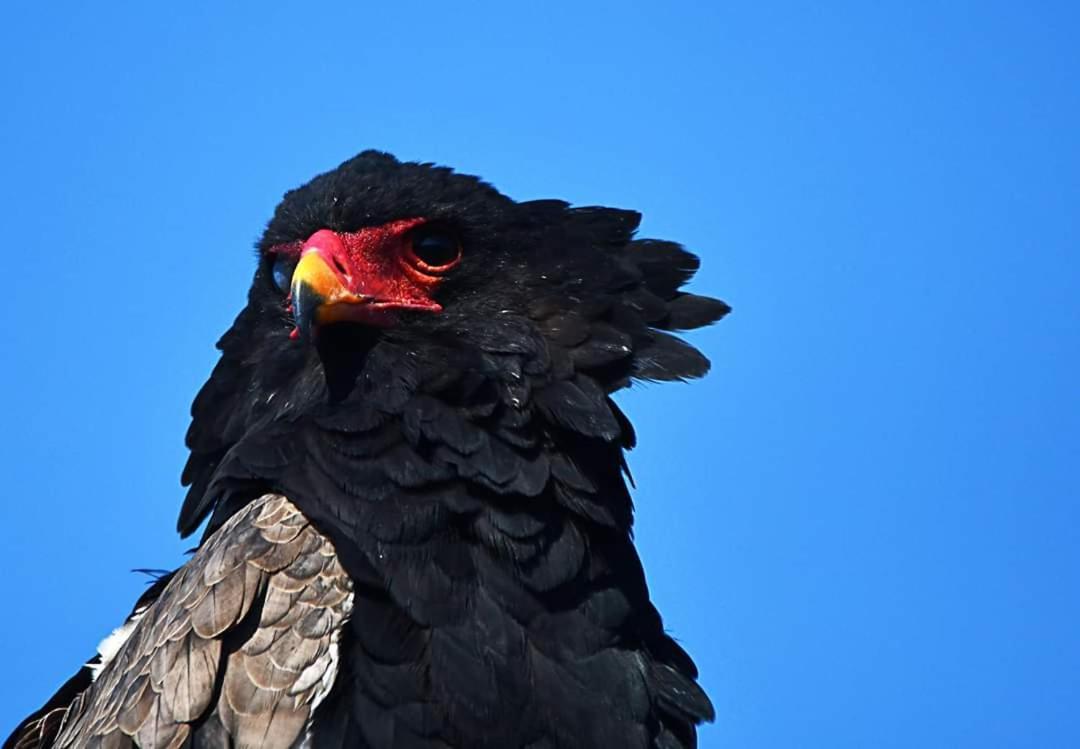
{"left": 405, "top": 227, "right": 462, "bottom": 273}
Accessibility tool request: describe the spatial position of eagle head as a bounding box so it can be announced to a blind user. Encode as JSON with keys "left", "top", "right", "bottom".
{"left": 179, "top": 150, "right": 728, "bottom": 541}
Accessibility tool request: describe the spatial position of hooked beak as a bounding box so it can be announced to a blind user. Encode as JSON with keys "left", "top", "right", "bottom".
{"left": 289, "top": 230, "right": 368, "bottom": 342}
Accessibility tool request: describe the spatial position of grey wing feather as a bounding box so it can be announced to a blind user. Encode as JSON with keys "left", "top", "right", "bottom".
{"left": 53, "top": 494, "right": 353, "bottom": 749}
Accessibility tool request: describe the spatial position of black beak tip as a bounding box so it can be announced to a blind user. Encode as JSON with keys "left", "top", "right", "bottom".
{"left": 291, "top": 280, "right": 325, "bottom": 343}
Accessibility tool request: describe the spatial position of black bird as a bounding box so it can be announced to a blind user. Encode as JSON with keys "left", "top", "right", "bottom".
{"left": 7, "top": 151, "right": 729, "bottom": 749}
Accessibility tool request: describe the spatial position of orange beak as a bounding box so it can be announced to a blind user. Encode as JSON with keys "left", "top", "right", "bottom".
{"left": 289, "top": 247, "right": 368, "bottom": 340}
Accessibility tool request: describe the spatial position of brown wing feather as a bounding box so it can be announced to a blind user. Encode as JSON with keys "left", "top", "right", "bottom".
{"left": 8, "top": 707, "right": 68, "bottom": 749}
{"left": 51, "top": 494, "right": 353, "bottom": 749}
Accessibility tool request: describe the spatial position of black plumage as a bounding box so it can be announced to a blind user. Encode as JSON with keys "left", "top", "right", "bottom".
{"left": 7, "top": 151, "right": 729, "bottom": 749}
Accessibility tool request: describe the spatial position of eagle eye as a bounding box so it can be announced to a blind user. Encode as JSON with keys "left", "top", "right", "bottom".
{"left": 408, "top": 227, "right": 461, "bottom": 271}
{"left": 271, "top": 255, "right": 295, "bottom": 292}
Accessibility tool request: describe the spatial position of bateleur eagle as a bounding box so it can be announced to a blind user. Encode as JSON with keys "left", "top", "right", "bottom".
{"left": 6, "top": 151, "right": 729, "bottom": 749}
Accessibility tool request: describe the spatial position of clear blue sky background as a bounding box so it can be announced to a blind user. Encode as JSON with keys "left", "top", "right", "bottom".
{"left": 1, "top": 2, "right": 1077, "bottom": 747}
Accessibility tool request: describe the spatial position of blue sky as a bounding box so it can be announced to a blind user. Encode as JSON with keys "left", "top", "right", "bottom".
{"left": 1, "top": 2, "right": 1078, "bottom": 746}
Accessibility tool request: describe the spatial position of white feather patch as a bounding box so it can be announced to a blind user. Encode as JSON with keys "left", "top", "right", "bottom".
{"left": 88, "top": 604, "right": 149, "bottom": 680}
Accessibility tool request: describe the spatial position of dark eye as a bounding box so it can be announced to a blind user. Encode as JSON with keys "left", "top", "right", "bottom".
{"left": 271, "top": 255, "right": 295, "bottom": 292}
{"left": 409, "top": 229, "right": 461, "bottom": 270}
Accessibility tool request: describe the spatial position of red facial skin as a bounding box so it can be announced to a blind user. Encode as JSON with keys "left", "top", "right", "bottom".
{"left": 270, "top": 218, "right": 460, "bottom": 338}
